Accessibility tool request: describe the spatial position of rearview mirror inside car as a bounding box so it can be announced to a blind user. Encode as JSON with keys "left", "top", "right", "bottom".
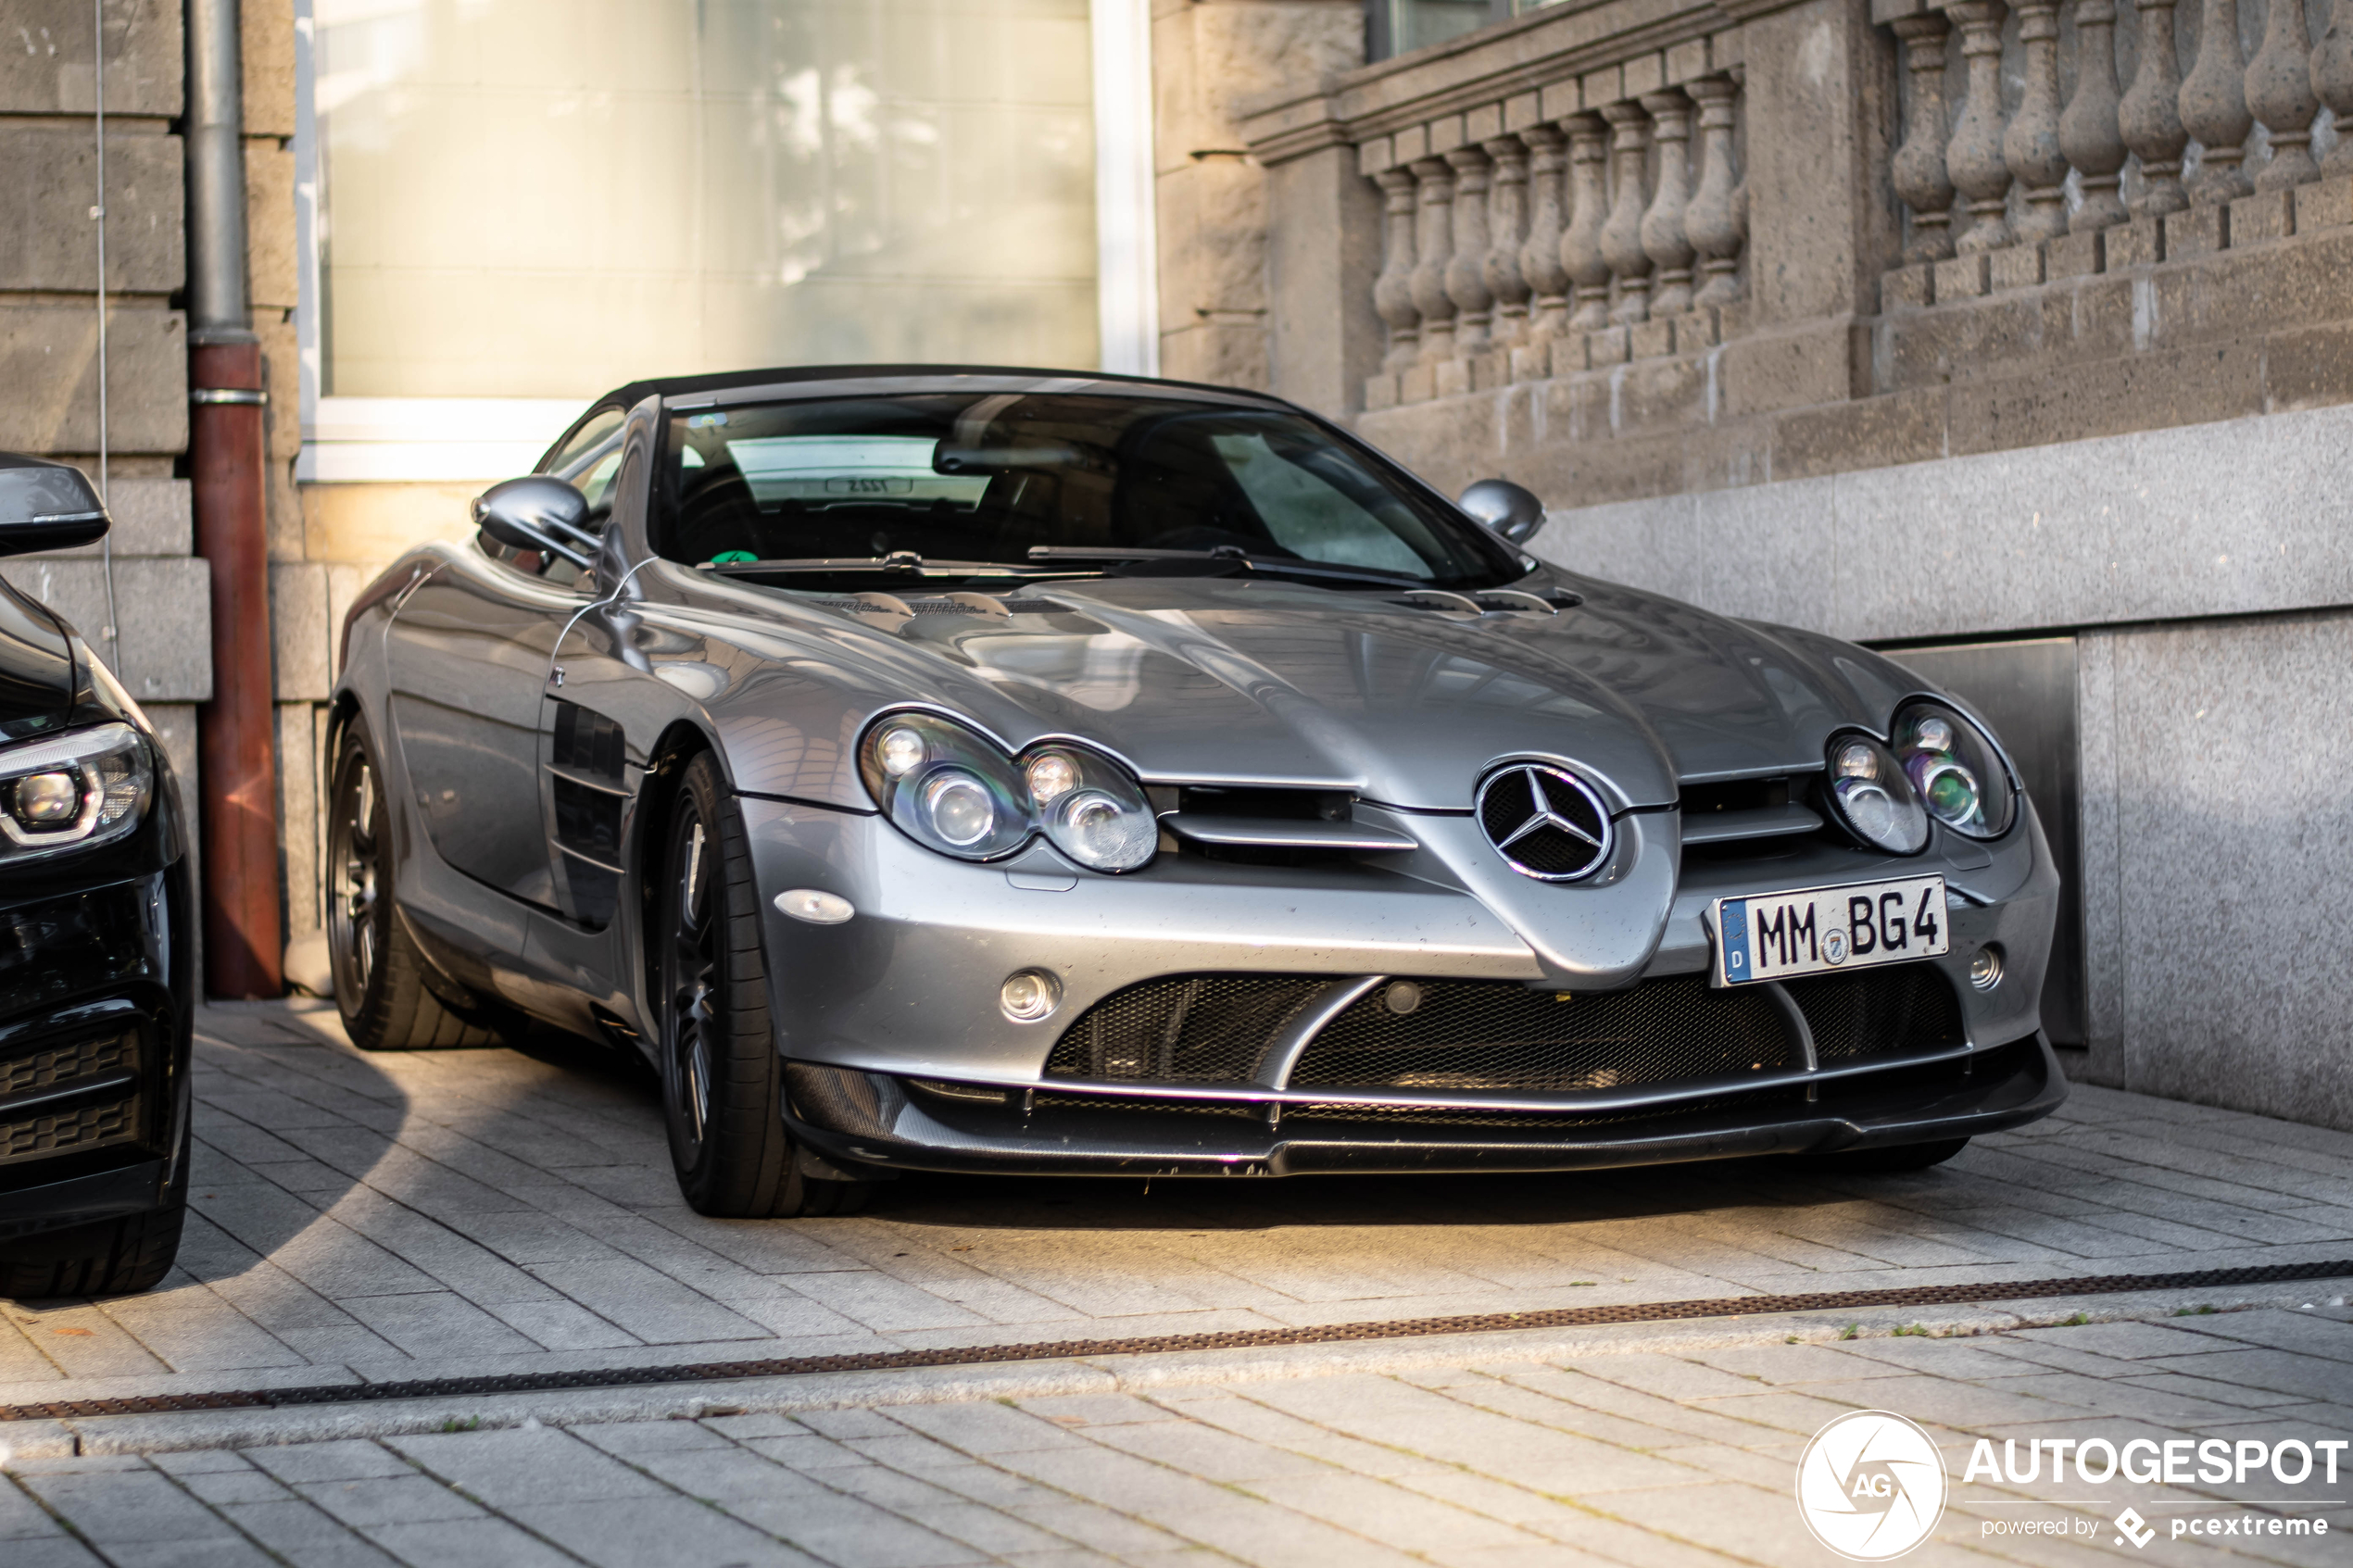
{"left": 473, "top": 476, "right": 595, "bottom": 569}
{"left": 0, "top": 454, "right": 109, "bottom": 558}
{"left": 1457, "top": 478, "right": 1545, "bottom": 545}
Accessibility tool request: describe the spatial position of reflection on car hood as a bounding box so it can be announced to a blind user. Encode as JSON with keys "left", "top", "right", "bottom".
{"left": 0, "top": 576, "right": 79, "bottom": 742}
{"left": 677, "top": 571, "right": 1923, "bottom": 812}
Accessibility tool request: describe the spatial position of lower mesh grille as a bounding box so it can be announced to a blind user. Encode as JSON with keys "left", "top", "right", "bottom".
{"left": 1030, "top": 1093, "right": 1263, "bottom": 1119}
{"left": 1044, "top": 975, "right": 1335, "bottom": 1083}
{"left": 1291, "top": 977, "right": 1795, "bottom": 1093}
{"left": 0, "top": 1095, "right": 138, "bottom": 1164}
{"left": 0, "top": 1031, "right": 136, "bottom": 1100}
{"left": 1286, "top": 1088, "right": 1804, "bottom": 1131}
{"left": 1786, "top": 965, "right": 1965, "bottom": 1062}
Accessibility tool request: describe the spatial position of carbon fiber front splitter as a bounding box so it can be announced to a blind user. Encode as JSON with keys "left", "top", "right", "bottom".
{"left": 783, "top": 1033, "right": 2066, "bottom": 1179}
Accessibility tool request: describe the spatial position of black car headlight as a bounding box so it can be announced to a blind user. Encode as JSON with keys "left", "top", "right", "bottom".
{"left": 1893, "top": 700, "right": 2016, "bottom": 839}
{"left": 859, "top": 712, "right": 1157, "bottom": 872}
{"left": 0, "top": 721, "right": 154, "bottom": 861}
{"left": 1823, "top": 731, "right": 1929, "bottom": 855}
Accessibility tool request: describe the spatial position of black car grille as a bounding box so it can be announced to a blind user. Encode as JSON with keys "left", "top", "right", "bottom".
{"left": 0, "top": 1094, "right": 139, "bottom": 1165}
{"left": 1044, "top": 965, "right": 1966, "bottom": 1097}
{"left": 1292, "top": 977, "right": 1795, "bottom": 1093}
{"left": 1043, "top": 974, "right": 1331, "bottom": 1083}
{"left": 1785, "top": 964, "right": 1965, "bottom": 1061}
{"left": 0, "top": 1032, "right": 134, "bottom": 1100}
{"left": 1285, "top": 1088, "right": 1806, "bottom": 1131}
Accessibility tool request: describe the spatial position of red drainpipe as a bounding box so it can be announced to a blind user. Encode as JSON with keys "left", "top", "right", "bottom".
{"left": 186, "top": 0, "right": 283, "bottom": 998}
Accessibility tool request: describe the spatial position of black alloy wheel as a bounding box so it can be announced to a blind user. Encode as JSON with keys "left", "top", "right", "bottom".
{"left": 327, "top": 719, "right": 500, "bottom": 1051}
{"left": 657, "top": 751, "right": 868, "bottom": 1217}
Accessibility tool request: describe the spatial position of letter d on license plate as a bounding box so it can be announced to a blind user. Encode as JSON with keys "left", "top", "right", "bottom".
{"left": 1711, "top": 876, "right": 1949, "bottom": 985}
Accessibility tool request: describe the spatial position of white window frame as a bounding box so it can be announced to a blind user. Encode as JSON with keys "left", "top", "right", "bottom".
{"left": 294, "top": 0, "right": 1159, "bottom": 484}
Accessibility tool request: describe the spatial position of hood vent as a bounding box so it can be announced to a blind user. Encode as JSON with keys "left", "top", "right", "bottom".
{"left": 1680, "top": 774, "right": 1825, "bottom": 855}
{"left": 1398, "top": 587, "right": 1579, "bottom": 619}
{"left": 797, "top": 591, "right": 1063, "bottom": 618}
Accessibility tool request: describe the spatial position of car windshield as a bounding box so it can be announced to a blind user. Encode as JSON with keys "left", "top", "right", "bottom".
{"left": 651, "top": 391, "right": 1520, "bottom": 588}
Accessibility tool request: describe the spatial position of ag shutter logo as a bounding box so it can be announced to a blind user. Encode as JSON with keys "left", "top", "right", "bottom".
{"left": 1796, "top": 1411, "right": 1949, "bottom": 1561}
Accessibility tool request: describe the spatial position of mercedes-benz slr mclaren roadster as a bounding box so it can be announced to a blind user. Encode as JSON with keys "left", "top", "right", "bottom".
{"left": 329, "top": 367, "right": 2064, "bottom": 1216}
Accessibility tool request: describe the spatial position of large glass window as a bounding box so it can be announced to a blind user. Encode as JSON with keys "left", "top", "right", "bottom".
{"left": 315, "top": 0, "right": 1100, "bottom": 399}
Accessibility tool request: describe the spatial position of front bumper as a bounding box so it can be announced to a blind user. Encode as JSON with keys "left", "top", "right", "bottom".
{"left": 785, "top": 1032, "right": 2067, "bottom": 1177}
{"left": 0, "top": 865, "right": 192, "bottom": 1240}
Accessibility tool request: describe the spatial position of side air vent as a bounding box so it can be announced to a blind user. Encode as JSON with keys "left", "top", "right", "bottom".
{"left": 1397, "top": 588, "right": 1580, "bottom": 617}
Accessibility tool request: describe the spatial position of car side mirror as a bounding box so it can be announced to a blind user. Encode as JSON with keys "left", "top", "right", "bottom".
{"left": 1457, "top": 478, "right": 1545, "bottom": 545}
{"left": 0, "top": 454, "right": 108, "bottom": 558}
{"left": 473, "top": 476, "right": 594, "bottom": 570}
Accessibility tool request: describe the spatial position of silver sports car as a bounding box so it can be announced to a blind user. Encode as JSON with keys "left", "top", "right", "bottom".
{"left": 329, "top": 367, "right": 2064, "bottom": 1216}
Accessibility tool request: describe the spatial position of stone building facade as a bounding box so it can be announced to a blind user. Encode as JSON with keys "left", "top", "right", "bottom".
{"left": 6, "top": 0, "right": 2347, "bottom": 1129}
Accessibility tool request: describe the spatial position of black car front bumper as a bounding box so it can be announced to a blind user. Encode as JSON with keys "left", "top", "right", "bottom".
{"left": 0, "top": 865, "right": 191, "bottom": 1241}
{"left": 783, "top": 1031, "right": 2068, "bottom": 1178}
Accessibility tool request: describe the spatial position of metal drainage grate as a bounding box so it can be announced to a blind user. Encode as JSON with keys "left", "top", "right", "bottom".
{"left": 8, "top": 1258, "right": 2353, "bottom": 1424}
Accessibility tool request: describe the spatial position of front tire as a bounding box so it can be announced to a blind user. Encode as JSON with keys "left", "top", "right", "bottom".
{"left": 658, "top": 752, "right": 867, "bottom": 1218}
{"left": 0, "top": 1120, "right": 190, "bottom": 1298}
{"left": 328, "top": 718, "right": 501, "bottom": 1051}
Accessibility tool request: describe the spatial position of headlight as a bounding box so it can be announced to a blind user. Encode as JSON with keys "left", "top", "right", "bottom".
{"left": 1893, "top": 700, "right": 2015, "bottom": 838}
{"left": 1822, "top": 732, "right": 1929, "bottom": 855}
{"left": 858, "top": 714, "right": 1157, "bottom": 872}
{"left": 0, "top": 721, "right": 153, "bottom": 861}
{"left": 859, "top": 713, "right": 1030, "bottom": 860}
{"left": 1027, "top": 747, "right": 1156, "bottom": 872}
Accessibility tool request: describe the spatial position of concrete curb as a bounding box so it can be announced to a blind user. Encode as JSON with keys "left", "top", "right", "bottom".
{"left": 6, "top": 1276, "right": 2346, "bottom": 1461}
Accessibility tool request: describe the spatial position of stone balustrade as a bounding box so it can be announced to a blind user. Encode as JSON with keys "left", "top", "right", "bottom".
{"left": 1247, "top": 4, "right": 1750, "bottom": 411}
{"left": 1880, "top": 0, "right": 2353, "bottom": 304}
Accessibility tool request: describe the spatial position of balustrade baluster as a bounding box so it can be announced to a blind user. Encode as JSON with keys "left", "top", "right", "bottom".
{"left": 2318, "top": 0, "right": 2353, "bottom": 170}
{"left": 1444, "top": 145, "right": 1495, "bottom": 355}
{"left": 2181, "top": 0, "right": 2254, "bottom": 201}
{"left": 1892, "top": 17, "right": 1958, "bottom": 260}
{"left": 1686, "top": 76, "right": 1746, "bottom": 303}
{"left": 2060, "top": 0, "right": 2132, "bottom": 229}
{"left": 1639, "top": 90, "right": 1698, "bottom": 317}
{"left": 1483, "top": 135, "right": 1533, "bottom": 348}
{"left": 1948, "top": 0, "right": 2017, "bottom": 252}
{"left": 1372, "top": 167, "right": 1421, "bottom": 371}
{"left": 1599, "top": 102, "right": 1655, "bottom": 323}
{"left": 2121, "top": 0, "right": 2192, "bottom": 214}
{"left": 1560, "top": 114, "right": 1613, "bottom": 329}
{"left": 2246, "top": 0, "right": 2322, "bottom": 187}
{"left": 2007, "top": 0, "right": 2070, "bottom": 242}
{"left": 1408, "top": 157, "right": 1458, "bottom": 362}
{"left": 1517, "top": 126, "right": 1570, "bottom": 349}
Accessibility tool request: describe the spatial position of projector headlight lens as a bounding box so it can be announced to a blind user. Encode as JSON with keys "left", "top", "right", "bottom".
{"left": 0, "top": 722, "right": 153, "bottom": 860}
{"left": 1894, "top": 700, "right": 2016, "bottom": 838}
{"left": 1822, "top": 732, "right": 1929, "bottom": 855}
{"left": 859, "top": 716, "right": 1155, "bottom": 872}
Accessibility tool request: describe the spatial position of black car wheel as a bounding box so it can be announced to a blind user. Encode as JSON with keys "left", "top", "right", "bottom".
{"left": 0, "top": 1116, "right": 189, "bottom": 1298}
{"left": 328, "top": 719, "right": 500, "bottom": 1051}
{"left": 659, "top": 752, "right": 867, "bottom": 1217}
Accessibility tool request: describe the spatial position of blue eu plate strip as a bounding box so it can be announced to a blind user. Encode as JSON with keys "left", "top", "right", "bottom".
{"left": 1718, "top": 898, "right": 1751, "bottom": 984}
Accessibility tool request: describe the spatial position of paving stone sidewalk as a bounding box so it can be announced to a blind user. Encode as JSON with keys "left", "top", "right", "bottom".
{"left": 10, "top": 1003, "right": 2353, "bottom": 1405}
{"left": 10, "top": 1303, "right": 2353, "bottom": 1567}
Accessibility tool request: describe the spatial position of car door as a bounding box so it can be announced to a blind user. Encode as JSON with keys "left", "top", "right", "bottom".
{"left": 383, "top": 533, "right": 590, "bottom": 912}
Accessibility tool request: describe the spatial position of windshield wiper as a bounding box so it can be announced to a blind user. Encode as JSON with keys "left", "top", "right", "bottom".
{"left": 697, "top": 552, "right": 1098, "bottom": 580}
{"left": 1026, "top": 546, "right": 1434, "bottom": 592}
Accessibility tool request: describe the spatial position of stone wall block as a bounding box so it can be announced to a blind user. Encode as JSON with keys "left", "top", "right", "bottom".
{"left": 0, "top": 0, "right": 181, "bottom": 117}
{"left": 1945, "top": 339, "right": 2265, "bottom": 454}
{"left": 245, "top": 140, "right": 298, "bottom": 313}
{"left": 1741, "top": 0, "right": 1881, "bottom": 323}
{"left": 0, "top": 303, "right": 185, "bottom": 455}
{"left": 2182, "top": 226, "right": 2353, "bottom": 334}
{"left": 2, "top": 556, "right": 212, "bottom": 701}
{"left": 2162, "top": 203, "right": 2229, "bottom": 255}
{"left": 242, "top": 0, "right": 296, "bottom": 139}
{"left": 0, "top": 127, "right": 182, "bottom": 294}
{"left": 1718, "top": 320, "right": 1862, "bottom": 416}
{"left": 2261, "top": 320, "right": 2353, "bottom": 407}
{"left": 2229, "top": 188, "right": 2296, "bottom": 242}
{"left": 269, "top": 561, "right": 332, "bottom": 702}
{"left": 2295, "top": 174, "right": 2353, "bottom": 227}
{"left": 1768, "top": 386, "right": 1947, "bottom": 479}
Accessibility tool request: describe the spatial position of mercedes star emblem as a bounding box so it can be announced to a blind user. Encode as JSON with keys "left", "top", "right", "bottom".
{"left": 1476, "top": 763, "right": 1614, "bottom": 882}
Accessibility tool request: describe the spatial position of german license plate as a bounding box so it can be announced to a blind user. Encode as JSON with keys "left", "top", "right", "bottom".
{"left": 1711, "top": 876, "right": 1949, "bottom": 985}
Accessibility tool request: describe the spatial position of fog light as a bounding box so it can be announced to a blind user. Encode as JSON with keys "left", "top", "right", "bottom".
{"left": 1000, "top": 969, "right": 1062, "bottom": 1022}
{"left": 13, "top": 771, "right": 78, "bottom": 825}
{"left": 1968, "top": 944, "right": 2004, "bottom": 991}
{"left": 774, "top": 888, "right": 854, "bottom": 924}
{"left": 1383, "top": 980, "right": 1424, "bottom": 1015}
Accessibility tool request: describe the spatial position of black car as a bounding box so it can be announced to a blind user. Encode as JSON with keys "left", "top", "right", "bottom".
{"left": 0, "top": 454, "right": 194, "bottom": 1298}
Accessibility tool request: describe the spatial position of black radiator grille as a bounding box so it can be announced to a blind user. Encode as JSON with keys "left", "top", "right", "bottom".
{"left": 1291, "top": 977, "right": 1796, "bottom": 1093}
{"left": 1044, "top": 975, "right": 1334, "bottom": 1083}
{"left": 1787, "top": 963, "right": 1965, "bottom": 1062}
